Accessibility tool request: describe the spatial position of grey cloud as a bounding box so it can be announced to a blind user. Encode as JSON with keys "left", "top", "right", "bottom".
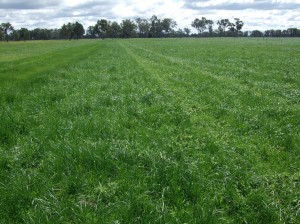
{"left": 0, "top": 0, "right": 61, "bottom": 9}
{"left": 288, "top": 15, "right": 300, "bottom": 21}
{"left": 183, "top": 1, "right": 300, "bottom": 11}
{"left": 72, "top": 0, "right": 115, "bottom": 10}
{"left": 55, "top": 9, "right": 116, "bottom": 20}
{"left": 57, "top": 0, "right": 121, "bottom": 21}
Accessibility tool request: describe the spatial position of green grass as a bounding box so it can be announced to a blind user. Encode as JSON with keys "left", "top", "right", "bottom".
{"left": 0, "top": 38, "right": 299, "bottom": 223}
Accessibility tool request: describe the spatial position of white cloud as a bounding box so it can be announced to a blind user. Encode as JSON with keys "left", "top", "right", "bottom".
{"left": 0, "top": 0, "right": 299, "bottom": 31}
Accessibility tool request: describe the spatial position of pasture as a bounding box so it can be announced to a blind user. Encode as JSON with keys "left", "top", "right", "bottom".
{"left": 0, "top": 38, "right": 299, "bottom": 223}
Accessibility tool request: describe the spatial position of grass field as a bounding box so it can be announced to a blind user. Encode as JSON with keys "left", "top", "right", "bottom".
{"left": 0, "top": 38, "right": 299, "bottom": 223}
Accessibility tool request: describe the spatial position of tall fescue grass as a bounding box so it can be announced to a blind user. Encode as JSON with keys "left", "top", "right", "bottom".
{"left": 0, "top": 38, "right": 299, "bottom": 223}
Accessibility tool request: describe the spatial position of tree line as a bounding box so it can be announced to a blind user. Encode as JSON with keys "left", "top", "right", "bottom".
{"left": 1, "top": 15, "right": 300, "bottom": 41}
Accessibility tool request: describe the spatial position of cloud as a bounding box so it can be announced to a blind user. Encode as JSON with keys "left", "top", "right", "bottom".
{"left": 0, "top": 0, "right": 299, "bottom": 31}
{"left": 0, "top": 0, "right": 61, "bottom": 9}
{"left": 183, "top": 0, "right": 300, "bottom": 11}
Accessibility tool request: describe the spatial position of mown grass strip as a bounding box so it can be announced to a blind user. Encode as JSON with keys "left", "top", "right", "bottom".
{"left": 0, "top": 40, "right": 100, "bottom": 84}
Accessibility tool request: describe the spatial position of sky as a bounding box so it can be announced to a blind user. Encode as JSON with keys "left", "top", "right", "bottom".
{"left": 0, "top": 0, "right": 300, "bottom": 32}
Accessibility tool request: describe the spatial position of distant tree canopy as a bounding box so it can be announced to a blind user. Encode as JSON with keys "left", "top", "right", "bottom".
{"left": 1, "top": 15, "right": 300, "bottom": 41}
{"left": 121, "top": 19, "right": 137, "bottom": 38}
{"left": 19, "top": 28, "right": 30, "bottom": 41}
{"left": 61, "top": 21, "right": 85, "bottom": 40}
{"left": 0, "top": 22, "right": 14, "bottom": 41}
{"left": 192, "top": 17, "right": 207, "bottom": 35}
{"left": 0, "top": 28, "right": 3, "bottom": 40}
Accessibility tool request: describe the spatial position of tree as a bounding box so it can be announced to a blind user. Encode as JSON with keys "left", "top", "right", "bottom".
{"left": 60, "top": 22, "right": 83, "bottom": 40}
{"left": 11, "top": 30, "right": 19, "bottom": 41}
{"left": 30, "top": 28, "right": 40, "bottom": 40}
{"left": 191, "top": 18, "right": 203, "bottom": 36}
{"left": 50, "top": 29, "right": 60, "bottom": 40}
{"left": 161, "top": 18, "right": 177, "bottom": 37}
{"left": 61, "top": 22, "right": 75, "bottom": 40}
{"left": 287, "top": 28, "right": 298, "bottom": 37}
{"left": 19, "top": 28, "right": 30, "bottom": 41}
{"left": 275, "top": 29, "right": 282, "bottom": 37}
{"left": 1, "top": 22, "right": 14, "bottom": 42}
{"left": 32, "top": 29, "right": 51, "bottom": 40}
{"left": 60, "top": 24, "right": 67, "bottom": 39}
{"left": 282, "top": 30, "right": 288, "bottom": 37}
{"left": 109, "top": 22, "right": 121, "bottom": 38}
{"left": 217, "top": 19, "right": 230, "bottom": 36}
{"left": 121, "top": 19, "right": 136, "bottom": 38}
{"left": 30, "top": 28, "right": 46, "bottom": 40}
{"left": 0, "top": 29, "right": 4, "bottom": 41}
{"left": 234, "top": 18, "right": 244, "bottom": 36}
{"left": 184, "top": 27, "right": 191, "bottom": 37}
{"left": 149, "top": 15, "right": 163, "bottom": 38}
{"left": 73, "top": 21, "right": 85, "bottom": 39}
{"left": 94, "top": 19, "right": 109, "bottom": 39}
{"left": 87, "top": 26, "right": 96, "bottom": 38}
{"left": 251, "top": 30, "right": 263, "bottom": 37}
{"left": 176, "top": 28, "right": 185, "bottom": 38}
{"left": 268, "top": 29, "right": 276, "bottom": 37}
{"left": 191, "top": 17, "right": 207, "bottom": 36}
{"left": 264, "top": 30, "right": 271, "bottom": 37}
{"left": 191, "top": 18, "right": 200, "bottom": 35}
{"left": 228, "top": 22, "right": 236, "bottom": 33}
{"left": 206, "top": 19, "right": 214, "bottom": 37}
{"left": 136, "top": 18, "right": 150, "bottom": 38}
{"left": 243, "top": 31, "right": 250, "bottom": 37}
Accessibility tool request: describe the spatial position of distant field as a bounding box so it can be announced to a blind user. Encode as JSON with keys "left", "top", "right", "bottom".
{"left": 0, "top": 38, "right": 299, "bottom": 223}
